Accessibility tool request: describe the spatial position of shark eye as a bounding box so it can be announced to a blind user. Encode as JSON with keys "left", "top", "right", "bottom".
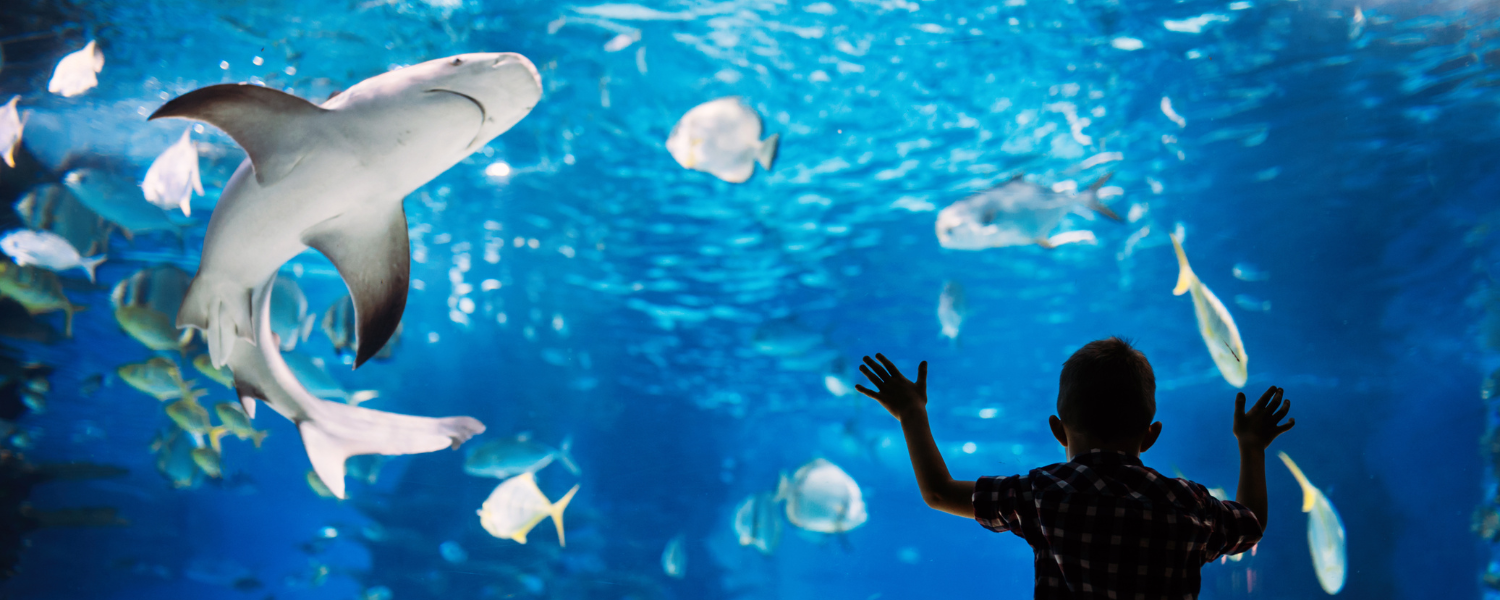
{"left": 451, "top": 58, "right": 463, "bottom": 66}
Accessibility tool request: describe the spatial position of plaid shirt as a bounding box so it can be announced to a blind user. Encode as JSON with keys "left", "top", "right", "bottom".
{"left": 973, "top": 450, "right": 1262, "bottom": 599}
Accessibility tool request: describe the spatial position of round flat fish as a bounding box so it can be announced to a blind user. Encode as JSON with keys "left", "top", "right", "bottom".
{"left": 666, "top": 97, "right": 779, "bottom": 183}
{"left": 778, "top": 458, "right": 867, "bottom": 534}
{"left": 112, "top": 266, "right": 194, "bottom": 351}
{"left": 476, "top": 472, "right": 578, "bottom": 545}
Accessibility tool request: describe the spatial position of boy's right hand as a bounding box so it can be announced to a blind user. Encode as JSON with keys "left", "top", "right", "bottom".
{"left": 855, "top": 354, "right": 927, "bottom": 421}
{"left": 1233, "top": 385, "right": 1295, "bottom": 450}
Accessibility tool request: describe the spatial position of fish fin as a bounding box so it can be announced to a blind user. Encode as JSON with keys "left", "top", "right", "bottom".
{"left": 3, "top": 143, "right": 13, "bottom": 168}
{"left": 1083, "top": 173, "right": 1121, "bottom": 221}
{"left": 757, "top": 133, "right": 780, "bottom": 171}
{"left": 1034, "top": 237, "right": 1056, "bottom": 250}
{"left": 1275, "top": 451, "right": 1319, "bottom": 513}
{"left": 1046, "top": 230, "right": 1097, "bottom": 247}
{"left": 299, "top": 314, "right": 317, "bottom": 343}
{"left": 148, "top": 84, "right": 327, "bottom": 187}
{"left": 251, "top": 429, "right": 268, "bottom": 448}
{"left": 61, "top": 302, "right": 86, "bottom": 338}
{"left": 1086, "top": 171, "right": 1114, "bottom": 192}
{"left": 178, "top": 277, "right": 253, "bottom": 368}
{"left": 774, "top": 472, "right": 790, "bottom": 502}
{"left": 1169, "top": 233, "right": 1195, "bottom": 296}
{"left": 208, "top": 426, "right": 230, "bottom": 453}
{"left": 347, "top": 390, "right": 379, "bottom": 407}
{"left": 550, "top": 484, "right": 580, "bottom": 547}
{"left": 303, "top": 201, "right": 410, "bottom": 369}
{"left": 79, "top": 254, "right": 106, "bottom": 283}
{"left": 557, "top": 435, "right": 581, "bottom": 475}
{"left": 293, "top": 397, "right": 486, "bottom": 499}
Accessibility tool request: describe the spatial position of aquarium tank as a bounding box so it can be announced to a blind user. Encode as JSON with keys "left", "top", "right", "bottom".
{"left": 0, "top": 0, "right": 1495, "bottom": 598}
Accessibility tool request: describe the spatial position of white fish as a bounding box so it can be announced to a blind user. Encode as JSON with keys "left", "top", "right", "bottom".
{"left": 1232, "top": 262, "right": 1269, "bottom": 281}
{"left": 1349, "top": 7, "right": 1365, "bottom": 40}
{"left": 1170, "top": 233, "right": 1247, "bottom": 387}
{"left": 1278, "top": 452, "right": 1346, "bottom": 594}
{"left": 733, "top": 491, "right": 783, "bottom": 554}
{"left": 229, "top": 274, "right": 486, "bottom": 499}
{"left": 1161, "top": 96, "right": 1187, "bottom": 128}
{"left": 476, "top": 472, "right": 579, "bottom": 546}
{"left": 0, "top": 96, "right": 25, "bottom": 167}
{"left": 152, "top": 52, "right": 542, "bottom": 368}
{"left": 937, "top": 280, "right": 966, "bottom": 342}
{"left": 281, "top": 351, "right": 379, "bottom": 406}
{"left": 666, "top": 97, "right": 779, "bottom": 184}
{"left": 464, "top": 433, "right": 579, "bottom": 479}
{"left": 935, "top": 174, "right": 1119, "bottom": 250}
{"left": 270, "top": 276, "right": 316, "bottom": 351}
{"left": 776, "top": 458, "right": 867, "bottom": 534}
{"left": 142, "top": 129, "right": 203, "bottom": 216}
{"left": 0, "top": 229, "right": 105, "bottom": 282}
{"left": 661, "top": 534, "right": 686, "bottom": 578}
{"left": 64, "top": 168, "right": 189, "bottom": 237}
{"left": 48, "top": 40, "right": 104, "bottom": 98}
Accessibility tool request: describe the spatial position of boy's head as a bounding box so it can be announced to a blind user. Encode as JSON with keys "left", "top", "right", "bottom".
{"left": 1055, "top": 337, "right": 1157, "bottom": 446}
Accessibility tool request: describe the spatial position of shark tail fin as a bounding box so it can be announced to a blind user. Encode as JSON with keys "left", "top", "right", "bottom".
{"left": 757, "top": 133, "right": 780, "bottom": 171}
{"left": 557, "top": 435, "right": 581, "bottom": 475}
{"left": 550, "top": 484, "right": 580, "bottom": 547}
{"left": 296, "top": 397, "right": 486, "bottom": 499}
{"left": 1276, "top": 451, "right": 1319, "bottom": 513}
{"left": 1169, "top": 233, "right": 1195, "bottom": 296}
{"left": 79, "top": 254, "right": 106, "bottom": 283}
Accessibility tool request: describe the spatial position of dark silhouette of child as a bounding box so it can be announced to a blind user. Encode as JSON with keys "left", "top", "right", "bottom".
{"left": 856, "top": 337, "right": 1294, "bottom": 599}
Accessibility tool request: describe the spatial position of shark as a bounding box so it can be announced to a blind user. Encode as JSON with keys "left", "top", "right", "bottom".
{"left": 150, "top": 52, "right": 543, "bottom": 368}
{"left": 231, "top": 274, "right": 485, "bottom": 499}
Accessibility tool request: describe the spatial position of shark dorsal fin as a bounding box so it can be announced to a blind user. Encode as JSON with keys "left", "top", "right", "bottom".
{"left": 149, "top": 84, "right": 326, "bottom": 187}
{"left": 303, "top": 202, "right": 410, "bottom": 368}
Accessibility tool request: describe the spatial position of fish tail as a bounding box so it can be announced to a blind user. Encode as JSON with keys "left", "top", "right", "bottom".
{"left": 774, "top": 472, "right": 791, "bottom": 502}
{"left": 250, "top": 428, "right": 268, "bottom": 448}
{"left": 757, "top": 133, "right": 780, "bottom": 171}
{"left": 1084, "top": 172, "right": 1121, "bottom": 221}
{"left": 80, "top": 254, "right": 106, "bottom": 283}
{"left": 208, "top": 426, "right": 230, "bottom": 453}
{"left": 1169, "top": 233, "right": 1195, "bottom": 296}
{"left": 1276, "top": 451, "right": 1318, "bottom": 513}
{"left": 557, "top": 435, "right": 581, "bottom": 475}
{"left": 3, "top": 143, "right": 13, "bottom": 168}
{"left": 347, "top": 390, "right": 379, "bottom": 407}
{"left": 549, "top": 484, "right": 580, "bottom": 547}
{"left": 61, "top": 302, "right": 85, "bottom": 338}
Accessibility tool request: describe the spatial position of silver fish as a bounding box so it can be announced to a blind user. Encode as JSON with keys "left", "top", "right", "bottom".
{"left": 63, "top": 168, "right": 187, "bottom": 237}
{"left": 666, "top": 97, "right": 779, "bottom": 183}
{"left": 476, "top": 472, "right": 578, "bottom": 545}
{"left": 935, "top": 174, "right": 1119, "bottom": 250}
{"left": 1279, "top": 452, "right": 1346, "bottom": 594}
{"left": 322, "top": 293, "right": 399, "bottom": 360}
{"left": 142, "top": 129, "right": 203, "bottom": 216}
{"left": 661, "top": 534, "right": 686, "bottom": 578}
{"left": 0, "top": 96, "right": 24, "bottom": 167}
{"left": 0, "top": 229, "right": 105, "bottom": 282}
{"left": 270, "top": 276, "right": 316, "bottom": 351}
{"left": 111, "top": 265, "right": 194, "bottom": 351}
{"left": 281, "top": 351, "right": 378, "bottom": 406}
{"left": 47, "top": 40, "right": 104, "bottom": 98}
{"left": 15, "top": 183, "right": 112, "bottom": 259}
{"left": 464, "top": 433, "right": 579, "bottom": 479}
{"left": 937, "top": 280, "right": 966, "bottom": 342}
{"left": 733, "top": 491, "right": 783, "bottom": 554}
{"left": 776, "top": 458, "right": 867, "bottom": 534}
{"left": 1170, "top": 233, "right": 1247, "bottom": 388}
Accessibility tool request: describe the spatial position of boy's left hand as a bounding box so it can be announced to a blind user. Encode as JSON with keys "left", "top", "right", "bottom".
{"left": 856, "top": 354, "right": 927, "bottom": 421}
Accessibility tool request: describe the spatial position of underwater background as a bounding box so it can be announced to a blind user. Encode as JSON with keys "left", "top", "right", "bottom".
{"left": 0, "top": 0, "right": 1497, "bottom": 598}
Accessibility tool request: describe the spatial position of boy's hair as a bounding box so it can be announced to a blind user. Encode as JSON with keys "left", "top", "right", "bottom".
{"left": 1057, "top": 337, "right": 1156, "bottom": 442}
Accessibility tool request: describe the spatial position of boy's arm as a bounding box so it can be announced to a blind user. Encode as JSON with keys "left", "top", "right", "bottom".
{"left": 856, "top": 354, "right": 975, "bottom": 518}
{"left": 1232, "top": 385, "right": 1295, "bottom": 530}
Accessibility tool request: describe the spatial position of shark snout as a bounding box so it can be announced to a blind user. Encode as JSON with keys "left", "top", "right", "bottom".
{"left": 493, "top": 53, "right": 542, "bottom": 91}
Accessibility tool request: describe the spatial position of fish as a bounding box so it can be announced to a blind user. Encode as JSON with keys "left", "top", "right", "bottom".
{"left": 151, "top": 52, "right": 542, "bottom": 369}
{"left": 111, "top": 266, "right": 195, "bottom": 351}
{"left": 118, "top": 357, "right": 198, "bottom": 401}
{"left": 345, "top": 454, "right": 389, "bottom": 484}
{"left": 1231, "top": 262, "right": 1269, "bottom": 282}
{"left": 151, "top": 426, "right": 204, "bottom": 489}
{"left": 281, "top": 351, "right": 379, "bottom": 406}
{"left": 476, "top": 472, "right": 579, "bottom": 546}
{"left": 751, "top": 318, "right": 824, "bottom": 357}
{"left": 661, "top": 534, "right": 686, "bottom": 578}
{"left": 0, "top": 96, "right": 24, "bottom": 167}
{"left": 165, "top": 395, "right": 229, "bottom": 449}
{"left": 1169, "top": 233, "right": 1248, "bottom": 388}
{"left": 141, "top": 129, "right": 203, "bottom": 216}
{"left": 464, "top": 433, "right": 579, "bottom": 479}
{"left": 776, "top": 458, "right": 867, "bottom": 534}
{"left": 665, "top": 97, "right": 779, "bottom": 183}
{"left": 322, "top": 294, "right": 399, "bottom": 360}
{"left": 193, "top": 353, "right": 235, "bottom": 388}
{"left": 0, "top": 260, "right": 86, "bottom": 336}
{"left": 63, "top": 168, "right": 189, "bottom": 237}
{"left": 733, "top": 491, "right": 783, "bottom": 554}
{"left": 47, "top": 40, "right": 104, "bottom": 98}
{"left": 934, "top": 174, "right": 1120, "bottom": 250}
{"left": 269, "top": 276, "right": 317, "bottom": 351}
{"left": 937, "top": 280, "right": 966, "bottom": 342}
{"left": 15, "top": 183, "right": 113, "bottom": 260}
{"left": 0, "top": 230, "right": 106, "bottom": 282}
{"left": 1278, "top": 452, "right": 1347, "bottom": 594}
{"left": 214, "top": 402, "right": 268, "bottom": 448}
{"left": 439, "top": 540, "right": 468, "bottom": 563}
{"left": 191, "top": 446, "right": 223, "bottom": 478}
{"left": 226, "top": 274, "right": 486, "bottom": 499}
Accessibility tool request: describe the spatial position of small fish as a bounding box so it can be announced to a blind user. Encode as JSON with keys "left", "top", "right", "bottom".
{"left": 79, "top": 373, "right": 103, "bottom": 396}
{"left": 152, "top": 426, "right": 203, "bottom": 489}
{"left": 464, "top": 433, "right": 579, "bottom": 479}
{"left": 937, "top": 281, "right": 966, "bottom": 342}
{"left": 191, "top": 446, "right": 223, "bottom": 478}
{"left": 1233, "top": 294, "right": 1271, "bottom": 312}
{"left": 63, "top": 168, "right": 187, "bottom": 238}
{"left": 733, "top": 491, "right": 783, "bottom": 554}
{"left": 345, "top": 455, "right": 389, "bottom": 485}
{"left": 0, "top": 96, "right": 25, "bottom": 167}
{"left": 935, "top": 174, "right": 1120, "bottom": 251}
{"left": 776, "top": 458, "right": 867, "bottom": 534}
{"left": 0, "top": 230, "right": 105, "bottom": 282}
{"left": 1278, "top": 452, "right": 1346, "bottom": 594}
{"left": 306, "top": 470, "right": 338, "bottom": 498}
{"left": 214, "top": 402, "right": 268, "bottom": 448}
{"left": 47, "top": 40, "right": 104, "bottom": 98}
{"left": 281, "top": 352, "right": 378, "bottom": 405}
{"left": 751, "top": 318, "right": 824, "bottom": 358}
{"left": 1170, "top": 233, "right": 1248, "bottom": 387}
{"left": 15, "top": 183, "right": 112, "bottom": 260}
{"left": 166, "top": 395, "right": 229, "bottom": 450}
{"left": 476, "top": 472, "right": 579, "bottom": 545}
{"left": 0, "top": 261, "right": 86, "bottom": 336}
{"left": 112, "top": 266, "right": 194, "bottom": 351}
{"left": 322, "top": 294, "right": 399, "bottom": 361}
{"left": 1161, "top": 96, "right": 1186, "bottom": 128}
{"left": 141, "top": 129, "right": 203, "bottom": 216}
{"left": 439, "top": 540, "right": 468, "bottom": 564}
{"left": 661, "top": 534, "right": 687, "bottom": 579}
{"left": 20, "top": 390, "right": 45, "bottom": 413}
{"left": 118, "top": 357, "right": 198, "bottom": 401}
{"left": 271, "top": 277, "right": 317, "bottom": 351}
{"left": 665, "top": 97, "right": 779, "bottom": 183}
{"left": 1349, "top": 6, "right": 1365, "bottom": 40}
{"left": 193, "top": 354, "right": 235, "bottom": 388}
{"left": 1231, "top": 262, "right": 1269, "bottom": 282}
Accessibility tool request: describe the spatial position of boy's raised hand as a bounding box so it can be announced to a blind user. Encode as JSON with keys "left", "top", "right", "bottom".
{"left": 855, "top": 354, "right": 927, "bottom": 421}
{"left": 1234, "top": 385, "right": 1295, "bottom": 450}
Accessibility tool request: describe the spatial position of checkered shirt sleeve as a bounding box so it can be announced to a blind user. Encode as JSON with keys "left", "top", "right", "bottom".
{"left": 973, "top": 474, "right": 1024, "bottom": 535}
{"left": 1199, "top": 491, "right": 1263, "bottom": 561}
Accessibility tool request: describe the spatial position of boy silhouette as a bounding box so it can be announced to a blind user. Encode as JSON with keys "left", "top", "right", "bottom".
{"left": 856, "top": 338, "right": 1294, "bottom": 599}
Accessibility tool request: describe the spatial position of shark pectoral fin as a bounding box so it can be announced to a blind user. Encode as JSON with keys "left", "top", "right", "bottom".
{"left": 304, "top": 203, "right": 411, "bottom": 368}
{"left": 148, "top": 84, "right": 326, "bottom": 187}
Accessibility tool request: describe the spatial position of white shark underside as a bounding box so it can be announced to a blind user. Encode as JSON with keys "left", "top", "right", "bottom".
{"left": 152, "top": 52, "right": 542, "bottom": 367}
{"left": 232, "top": 275, "right": 485, "bottom": 499}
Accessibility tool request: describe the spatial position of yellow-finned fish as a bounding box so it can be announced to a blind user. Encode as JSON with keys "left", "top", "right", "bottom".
{"left": 1277, "top": 452, "right": 1346, "bottom": 594}
{"left": 118, "top": 357, "right": 197, "bottom": 401}
{"left": 111, "top": 266, "right": 194, "bottom": 351}
{"left": 192, "top": 353, "right": 235, "bottom": 388}
{"left": 214, "top": 402, "right": 268, "bottom": 448}
{"left": 476, "top": 472, "right": 579, "bottom": 546}
{"left": 1170, "top": 233, "right": 1247, "bottom": 387}
{"left": 0, "top": 260, "right": 86, "bottom": 337}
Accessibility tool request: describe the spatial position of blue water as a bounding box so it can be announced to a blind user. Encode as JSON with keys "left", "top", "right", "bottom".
{"left": 0, "top": 0, "right": 1496, "bottom": 598}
